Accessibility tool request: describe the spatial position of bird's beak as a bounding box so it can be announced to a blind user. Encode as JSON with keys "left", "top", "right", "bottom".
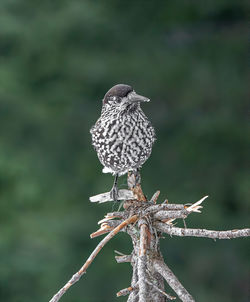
{"left": 128, "top": 91, "right": 150, "bottom": 103}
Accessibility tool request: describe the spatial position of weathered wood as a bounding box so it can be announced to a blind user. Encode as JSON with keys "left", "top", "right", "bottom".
{"left": 49, "top": 215, "right": 138, "bottom": 302}
{"left": 49, "top": 172, "right": 250, "bottom": 302}
{"left": 154, "top": 259, "right": 195, "bottom": 302}
{"left": 138, "top": 219, "right": 148, "bottom": 302}
{"left": 155, "top": 223, "right": 250, "bottom": 239}
{"left": 89, "top": 189, "right": 134, "bottom": 203}
{"left": 115, "top": 254, "right": 132, "bottom": 263}
{"left": 117, "top": 286, "right": 135, "bottom": 297}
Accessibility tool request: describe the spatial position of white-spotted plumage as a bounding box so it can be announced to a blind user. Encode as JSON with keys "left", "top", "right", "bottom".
{"left": 90, "top": 84, "right": 155, "bottom": 177}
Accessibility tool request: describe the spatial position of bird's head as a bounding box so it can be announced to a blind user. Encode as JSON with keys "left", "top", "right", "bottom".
{"left": 102, "top": 84, "right": 150, "bottom": 112}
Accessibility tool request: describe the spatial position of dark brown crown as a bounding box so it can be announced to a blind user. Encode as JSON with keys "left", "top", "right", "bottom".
{"left": 103, "top": 84, "right": 133, "bottom": 103}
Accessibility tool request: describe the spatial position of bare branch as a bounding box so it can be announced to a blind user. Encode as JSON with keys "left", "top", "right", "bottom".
{"left": 128, "top": 262, "right": 139, "bottom": 302}
{"left": 115, "top": 254, "right": 132, "bottom": 263}
{"left": 66, "top": 176, "right": 249, "bottom": 302}
{"left": 147, "top": 204, "right": 185, "bottom": 212}
{"left": 145, "top": 280, "right": 176, "bottom": 300}
{"left": 90, "top": 227, "right": 113, "bottom": 238}
{"left": 104, "top": 220, "right": 124, "bottom": 229}
{"left": 117, "top": 286, "right": 135, "bottom": 297}
{"left": 49, "top": 215, "right": 138, "bottom": 302}
{"left": 104, "top": 211, "right": 129, "bottom": 219}
{"left": 127, "top": 171, "right": 147, "bottom": 202}
{"left": 153, "top": 259, "right": 195, "bottom": 302}
{"left": 114, "top": 250, "right": 126, "bottom": 256}
{"left": 155, "top": 222, "right": 250, "bottom": 239}
{"left": 138, "top": 219, "right": 149, "bottom": 302}
{"left": 150, "top": 190, "right": 161, "bottom": 204}
{"left": 154, "top": 210, "right": 188, "bottom": 221}
{"left": 91, "top": 219, "right": 126, "bottom": 238}
{"left": 163, "top": 195, "right": 207, "bottom": 225}
{"left": 89, "top": 189, "right": 134, "bottom": 203}
{"left": 185, "top": 196, "right": 208, "bottom": 213}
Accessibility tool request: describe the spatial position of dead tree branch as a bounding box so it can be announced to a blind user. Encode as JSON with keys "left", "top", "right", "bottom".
{"left": 153, "top": 259, "right": 195, "bottom": 302}
{"left": 155, "top": 222, "right": 250, "bottom": 239}
{"left": 115, "top": 254, "right": 132, "bottom": 263}
{"left": 49, "top": 172, "right": 250, "bottom": 302}
{"left": 49, "top": 215, "right": 138, "bottom": 302}
{"left": 117, "top": 286, "right": 135, "bottom": 297}
{"left": 138, "top": 219, "right": 149, "bottom": 302}
{"left": 145, "top": 280, "right": 176, "bottom": 300}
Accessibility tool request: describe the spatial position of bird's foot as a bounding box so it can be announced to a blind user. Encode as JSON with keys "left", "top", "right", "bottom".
{"left": 110, "top": 186, "right": 119, "bottom": 202}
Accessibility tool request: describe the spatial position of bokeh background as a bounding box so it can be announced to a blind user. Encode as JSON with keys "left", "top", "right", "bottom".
{"left": 0, "top": 1, "right": 249, "bottom": 301}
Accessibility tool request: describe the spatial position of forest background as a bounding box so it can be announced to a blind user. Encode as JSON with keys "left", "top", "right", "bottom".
{"left": 0, "top": 1, "right": 249, "bottom": 301}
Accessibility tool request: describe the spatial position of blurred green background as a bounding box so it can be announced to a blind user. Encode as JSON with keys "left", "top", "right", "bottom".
{"left": 0, "top": 1, "right": 249, "bottom": 301}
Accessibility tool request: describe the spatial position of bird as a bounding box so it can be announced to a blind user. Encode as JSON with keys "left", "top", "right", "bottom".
{"left": 90, "top": 84, "right": 155, "bottom": 201}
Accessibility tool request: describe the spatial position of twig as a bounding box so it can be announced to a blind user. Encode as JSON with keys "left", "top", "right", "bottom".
{"left": 127, "top": 171, "right": 147, "bottom": 202}
{"left": 154, "top": 210, "right": 188, "bottom": 221}
{"left": 90, "top": 227, "right": 113, "bottom": 238}
{"left": 147, "top": 204, "right": 185, "bottom": 212}
{"left": 104, "top": 211, "right": 129, "bottom": 219}
{"left": 114, "top": 250, "right": 126, "bottom": 256}
{"left": 132, "top": 184, "right": 147, "bottom": 202}
{"left": 150, "top": 190, "right": 160, "bottom": 204}
{"left": 103, "top": 220, "right": 124, "bottom": 228}
{"left": 117, "top": 286, "right": 135, "bottom": 297}
{"left": 185, "top": 195, "right": 208, "bottom": 212}
{"left": 153, "top": 259, "right": 195, "bottom": 302}
{"left": 49, "top": 215, "right": 138, "bottom": 302}
{"left": 89, "top": 189, "right": 134, "bottom": 203}
{"left": 128, "top": 258, "right": 139, "bottom": 302}
{"left": 145, "top": 279, "right": 176, "bottom": 300}
{"left": 138, "top": 219, "right": 149, "bottom": 302}
{"left": 128, "top": 292, "right": 139, "bottom": 302}
{"left": 115, "top": 254, "right": 132, "bottom": 263}
{"left": 91, "top": 219, "right": 126, "bottom": 238}
{"left": 155, "top": 223, "right": 250, "bottom": 239}
{"left": 163, "top": 195, "right": 207, "bottom": 225}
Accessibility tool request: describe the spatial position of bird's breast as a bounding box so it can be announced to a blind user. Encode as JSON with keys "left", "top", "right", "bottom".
{"left": 91, "top": 110, "right": 155, "bottom": 173}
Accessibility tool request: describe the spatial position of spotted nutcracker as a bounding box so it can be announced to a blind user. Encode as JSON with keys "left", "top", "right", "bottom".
{"left": 90, "top": 84, "right": 155, "bottom": 201}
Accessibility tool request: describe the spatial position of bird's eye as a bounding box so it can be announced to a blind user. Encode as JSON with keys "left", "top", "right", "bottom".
{"left": 111, "top": 96, "right": 122, "bottom": 103}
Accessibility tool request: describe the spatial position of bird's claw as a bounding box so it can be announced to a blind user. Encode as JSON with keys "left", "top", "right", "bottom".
{"left": 110, "top": 186, "right": 119, "bottom": 202}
